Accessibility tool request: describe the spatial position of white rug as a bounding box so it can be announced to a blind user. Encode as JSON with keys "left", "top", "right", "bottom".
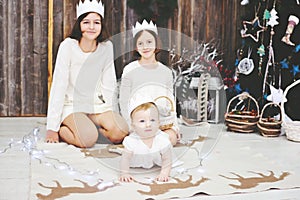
{"left": 30, "top": 124, "right": 300, "bottom": 199}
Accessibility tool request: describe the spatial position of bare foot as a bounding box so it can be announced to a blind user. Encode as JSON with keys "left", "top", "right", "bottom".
{"left": 45, "top": 130, "right": 59, "bottom": 143}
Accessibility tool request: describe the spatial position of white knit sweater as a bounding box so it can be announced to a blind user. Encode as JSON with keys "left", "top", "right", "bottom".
{"left": 47, "top": 38, "right": 117, "bottom": 131}
{"left": 119, "top": 60, "right": 178, "bottom": 131}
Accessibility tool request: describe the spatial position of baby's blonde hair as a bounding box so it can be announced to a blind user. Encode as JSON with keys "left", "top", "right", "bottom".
{"left": 130, "top": 102, "right": 158, "bottom": 119}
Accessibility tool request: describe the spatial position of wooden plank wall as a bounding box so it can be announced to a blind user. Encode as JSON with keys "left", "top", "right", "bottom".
{"left": 0, "top": 0, "right": 48, "bottom": 116}
{"left": 0, "top": 0, "right": 241, "bottom": 116}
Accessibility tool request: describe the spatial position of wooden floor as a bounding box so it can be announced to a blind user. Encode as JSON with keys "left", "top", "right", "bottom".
{"left": 0, "top": 117, "right": 299, "bottom": 200}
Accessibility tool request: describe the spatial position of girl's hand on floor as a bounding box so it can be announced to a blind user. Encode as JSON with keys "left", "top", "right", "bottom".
{"left": 45, "top": 130, "right": 59, "bottom": 143}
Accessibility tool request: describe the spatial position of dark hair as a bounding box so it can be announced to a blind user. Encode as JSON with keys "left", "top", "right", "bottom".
{"left": 132, "top": 30, "right": 161, "bottom": 60}
{"left": 69, "top": 12, "right": 110, "bottom": 43}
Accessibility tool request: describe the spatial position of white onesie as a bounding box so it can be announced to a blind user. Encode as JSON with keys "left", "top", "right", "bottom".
{"left": 122, "top": 131, "right": 172, "bottom": 169}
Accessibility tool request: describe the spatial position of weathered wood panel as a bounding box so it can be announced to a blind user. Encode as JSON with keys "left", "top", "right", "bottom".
{"left": 63, "top": 0, "right": 76, "bottom": 39}
{"left": 104, "top": 0, "right": 127, "bottom": 79}
{"left": 20, "top": 0, "right": 34, "bottom": 115}
{"left": 169, "top": 0, "right": 241, "bottom": 67}
{"left": 0, "top": 0, "right": 48, "bottom": 116}
{"left": 193, "top": 0, "right": 206, "bottom": 41}
{"left": 52, "top": 0, "right": 64, "bottom": 67}
{"left": 7, "top": 1, "right": 21, "bottom": 116}
{"left": 0, "top": 1, "right": 8, "bottom": 115}
{"left": 33, "top": 0, "right": 48, "bottom": 115}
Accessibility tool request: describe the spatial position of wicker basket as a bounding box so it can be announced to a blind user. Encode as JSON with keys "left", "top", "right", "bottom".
{"left": 154, "top": 96, "right": 176, "bottom": 131}
{"left": 225, "top": 92, "right": 260, "bottom": 133}
{"left": 281, "top": 79, "right": 300, "bottom": 142}
{"left": 257, "top": 102, "right": 282, "bottom": 137}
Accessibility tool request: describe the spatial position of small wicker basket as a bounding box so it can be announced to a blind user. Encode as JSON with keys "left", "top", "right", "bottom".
{"left": 281, "top": 79, "right": 300, "bottom": 142}
{"left": 225, "top": 92, "right": 260, "bottom": 133}
{"left": 257, "top": 102, "right": 282, "bottom": 137}
{"left": 154, "top": 96, "right": 176, "bottom": 131}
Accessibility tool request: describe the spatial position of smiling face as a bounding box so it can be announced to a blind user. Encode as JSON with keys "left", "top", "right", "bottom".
{"left": 135, "top": 30, "right": 157, "bottom": 61}
{"left": 131, "top": 103, "right": 160, "bottom": 139}
{"left": 80, "top": 12, "right": 102, "bottom": 41}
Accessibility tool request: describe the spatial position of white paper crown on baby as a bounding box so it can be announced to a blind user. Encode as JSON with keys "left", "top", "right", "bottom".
{"left": 132, "top": 19, "right": 158, "bottom": 37}
{"left": 76, "top": 0, "right": 105, "bottom": 19}
{"left": 128, "top": 93, "right": 154, "bottom": 116}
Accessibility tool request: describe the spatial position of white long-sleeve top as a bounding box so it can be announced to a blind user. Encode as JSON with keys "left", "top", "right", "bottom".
{"left": 119, "top": 60, "right": 179, "bottom": 131}
{"left": 46, "top": 38, "right": 117, "bottom": 131}
{"left": 122, "top": 131, "right": 172, "bottom": 168}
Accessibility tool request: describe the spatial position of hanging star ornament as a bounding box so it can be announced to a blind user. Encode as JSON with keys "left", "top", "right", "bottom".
{"left": 235, "top": 58, "right": 239, "bottom": 66}
{"left": 291, "top": 65, "right": 300, "bottom": 77}
{"left": 295, "top": 44, "right": 300, "bottom": 53}
{"left": 266, "top": 85, "right": 287, "bottom": 104}
{"left": 280, "top": 59, "right": 289, "bottom": 69}
{"left": 234, "top": 83, "right": 243, "bottom": 94}
{"left": 241, "top": 16, "right": 266, "bottom": 42}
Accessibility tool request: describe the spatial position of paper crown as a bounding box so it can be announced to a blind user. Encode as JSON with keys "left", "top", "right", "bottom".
{"left": 128, "top": 93, "right": 154, "bottom": 116}
{"left": 132, "top": 19, "right": 158, "bottom": 37}
{"left": 76, "top": 0, "right": 104, "bottom": 19}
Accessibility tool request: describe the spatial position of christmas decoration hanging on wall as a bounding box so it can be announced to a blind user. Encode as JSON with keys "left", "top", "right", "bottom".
{"left": 241, "top": 16, "right": 266, "bottom": 42}
{"left": 281, "top": 15, "right": 299, "bottom": 46}
{"left": 241, "top": 0, "right": 250, "bottom": 6}
{"left": 266, "top": 8, "right": 279, "bottom": 28}
{"left": 266, "top": 84, "right": 287, "bottom": 104}
{"left": 257, "top": 44, "right": 265, "bottom": 75}
{"left": 262, "top": 1, "right": 280, "bottom": 97}
{"left": 237, "top": 48, "right": 255, "bottom": 75}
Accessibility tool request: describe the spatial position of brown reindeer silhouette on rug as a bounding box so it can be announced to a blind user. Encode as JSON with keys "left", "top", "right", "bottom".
{"left": 36, "top": 179, "right": 119, "bottom": 200}
{"left": 135, "top": 175, "right": 209, "bottom": 195}
{"left": 220, "top": 170, "right": 290, "bottom": 189}
{"left": 81, "top": 145, "right": 122, "bottom": 158}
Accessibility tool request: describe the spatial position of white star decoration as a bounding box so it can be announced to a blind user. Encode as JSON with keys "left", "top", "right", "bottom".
{"left": 266, "top": 85, "right": 287, "bottom": 104}
{"left": 241, "top": 16, "right": 266, "bottom": 42}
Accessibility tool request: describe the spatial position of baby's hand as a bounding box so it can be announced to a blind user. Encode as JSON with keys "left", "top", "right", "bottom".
{"left": 156, "top": 174, "right": 170, "bottom": 182}
{"left": 119, "top": 174, "right": 134, "bottom": 182}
